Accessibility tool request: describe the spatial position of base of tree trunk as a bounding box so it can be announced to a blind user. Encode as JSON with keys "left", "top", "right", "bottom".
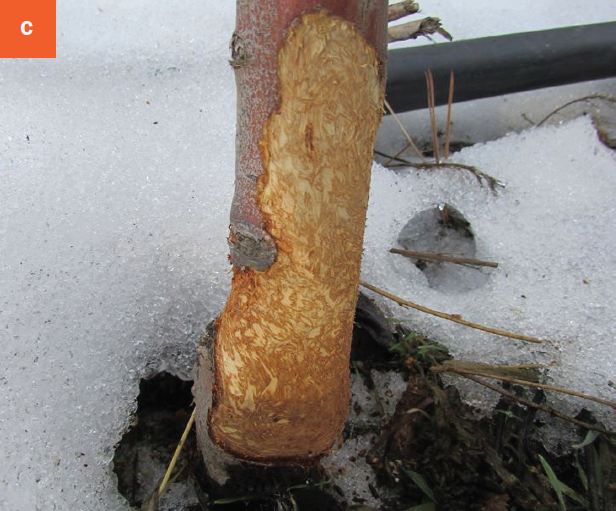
{"left": 193, "top": 324, "right": 322, "bottom": 486}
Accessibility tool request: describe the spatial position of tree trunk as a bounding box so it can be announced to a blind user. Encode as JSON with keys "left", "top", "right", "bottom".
{"left": 194, "top": 0, "right": 388, "bottom": 484}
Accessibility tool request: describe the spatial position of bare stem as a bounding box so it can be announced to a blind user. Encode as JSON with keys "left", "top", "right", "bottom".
{"left": 359, "top": 280, "right": 542, "bottom": 343}
{"left": 390, "top": 247, "right": 498, "bottom": 268}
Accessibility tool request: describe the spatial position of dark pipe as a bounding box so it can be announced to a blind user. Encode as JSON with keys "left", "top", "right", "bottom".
{"left": 385, "top": 22, "right": 616, "bottom": 113}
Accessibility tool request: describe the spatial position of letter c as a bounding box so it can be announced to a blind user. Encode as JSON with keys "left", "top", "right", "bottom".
{"left": 21, "top": 21, "right": 33, "bottom": 36}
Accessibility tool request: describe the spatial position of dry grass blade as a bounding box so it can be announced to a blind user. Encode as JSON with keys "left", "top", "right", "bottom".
{"left": 535, "top": 94, "right": 616, "bottom": 127}
{"left": 432, "top": 364, "right": 616, "bottom": 409}
{"left": 444, "top": 71, "right": 455, "bottom": 159}
{"left": 388, "top": 0, "right": 420, "bottom": 22}
{"left": 407, "top": 161, "right": 504, "bottom": 192}
{"left": 382, "top": 141, "right": 412, "bottom": 167}
{"left": 425, "top": 69, "right": 440, "bottom": 163}
{"left": 384, "top": 99, "right": 426, "bottom": 161}
{"left": 390, "top": 247, "right": 498, "bottom": 268}
{"left": 452, "top": 373, "right": 615, "bottom": 436}
{"left": 158, "top": 407, "right": 196, "bottom": 498}
{"left": 359, "top": 280, "right": 542, "bottom": 343}
{"left": 374, "top": 149, "right": 413, "bottom": 166}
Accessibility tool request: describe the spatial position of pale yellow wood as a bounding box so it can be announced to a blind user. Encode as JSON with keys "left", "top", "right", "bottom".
{"left": 209, "top": 10, "right": 384, "bottom": 461}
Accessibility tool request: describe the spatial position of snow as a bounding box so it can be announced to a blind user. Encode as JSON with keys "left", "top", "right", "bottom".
{"left": 365, "top": 116, "right": 616, "bottom": 426}
{"left": 1, "top": 1, "right": 615, "bottom": 510}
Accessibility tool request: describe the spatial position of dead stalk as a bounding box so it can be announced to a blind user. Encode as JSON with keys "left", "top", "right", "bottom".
{"left": 406, "top": 161, "right": 504, "bottom": 192}
{"left": 425, "top": 69, "right": 440, "bottom": 163}
{"left": 383, "top": 141, "right": 412, "bottom": 167}
{"left": 384, "top": 99, "right": 426, "bottom": 161}
{"left": 452, "top": 373, "right": 615, "bottom": 436}
{"left": 431, "top": 366, "right": 616, "bottom": 409}
{"left": 444, "top": 71, "right": 455, "bottom": 159}
{"left": 158, "top": 407, "right": 196, "bottom": 497}
{"left": 535, "top": 94, "right": 616, "bottom": 127}
{"left": 390, "top": 247, "right": 498, "bottom": 268}
{"left": 359, "top": 280, "right": 542, "bottom": 343}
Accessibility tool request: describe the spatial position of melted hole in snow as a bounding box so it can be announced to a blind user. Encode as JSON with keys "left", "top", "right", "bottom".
{"left": 397, "top": 203, "right": 494, "bottom": 294}
{"left": 113, "top": 372, "right": 198, "bottom": 510}
{"left": 112, "top": 374, "right": 347, "bottom": 511}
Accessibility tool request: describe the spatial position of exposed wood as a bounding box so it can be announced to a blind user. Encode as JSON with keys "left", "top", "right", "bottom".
{"left": 228, "top": 0, "right": 388, "bottom": 271}
{"left": 195, "top": 1, "right": 388, "bottom": 481}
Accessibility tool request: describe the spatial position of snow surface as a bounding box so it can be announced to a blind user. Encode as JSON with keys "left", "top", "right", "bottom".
{"left": 1, "top": 1, "right": 615, "bottom": 510}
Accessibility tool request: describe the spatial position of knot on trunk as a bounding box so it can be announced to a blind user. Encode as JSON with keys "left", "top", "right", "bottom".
{"left": 228, "top": 224, "right": 277, "bottom": 271}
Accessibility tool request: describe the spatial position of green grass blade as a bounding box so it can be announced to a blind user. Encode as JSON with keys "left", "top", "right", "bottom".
{"left": 539, "top": 454, "right": 589, "bottom": 509}
{"left": 404, "top": 503, "right": 435, "bottom": 511}
{"left": 404, "top": 469, "right": 435, "bottom": 502}
{"left": 572, "top": 430, "right": 599, "bottom": 450}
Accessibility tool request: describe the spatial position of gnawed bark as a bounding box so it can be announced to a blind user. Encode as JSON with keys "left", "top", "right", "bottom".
{"left": 195, "top": 0, "right": 387, "bottom": 483}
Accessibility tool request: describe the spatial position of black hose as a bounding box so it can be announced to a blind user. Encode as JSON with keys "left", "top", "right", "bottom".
{"left": 385, "top": 22, "right": 616, "bottom": 113}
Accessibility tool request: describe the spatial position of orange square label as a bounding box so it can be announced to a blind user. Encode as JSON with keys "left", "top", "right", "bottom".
{"left": 0, "top": 0, "right": 56, "bottom": 58}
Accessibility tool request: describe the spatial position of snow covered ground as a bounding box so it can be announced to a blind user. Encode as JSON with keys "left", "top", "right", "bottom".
{"left": 1, "top": 1, "right": 615, "bottom": 509}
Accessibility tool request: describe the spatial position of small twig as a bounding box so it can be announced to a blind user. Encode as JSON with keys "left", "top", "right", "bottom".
{"left": 374, "top": 149, "right": 412, "bottom": 166}
{"left": 383, "top": 142, "right": 412, "bottom": 167}
{"left": 431, "top": 366, "right": 616, "bottom": 409}
{"left": 158, "top": 407, "right": 196, "bottom": 497}
{"left": 425, "top": 69, "right": 440, "bottom": 163}
{"left": 384, "top": 99, "right": 426, "bottom": 161}
{"left": 521, "top": 112, "right": 536, "bottom": 126}
{"left": 406, "top": 161, "right": 504, "bottom": 192}
{"left": 535, "top": 94, "right": 616, "bottom": 127}
{"left": 444, "top": 71, "right": 455, "bottom": 159}
{"left": 390, "top": 247, "right": 499, "bottom": 268}
{"left": 374, "top": 149, "right": 504, "bottom": 193}
{"left": 359, "top": 280, "right": 542, "bottom": 343}
{"left": 388, "top": 0, "right": 420, "bottom": 22}
{"left": 451, "top": 373, "right": 615, "bottom": 436}
{"left": 388, "top": 17, "right": 452, "bottom": 43}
